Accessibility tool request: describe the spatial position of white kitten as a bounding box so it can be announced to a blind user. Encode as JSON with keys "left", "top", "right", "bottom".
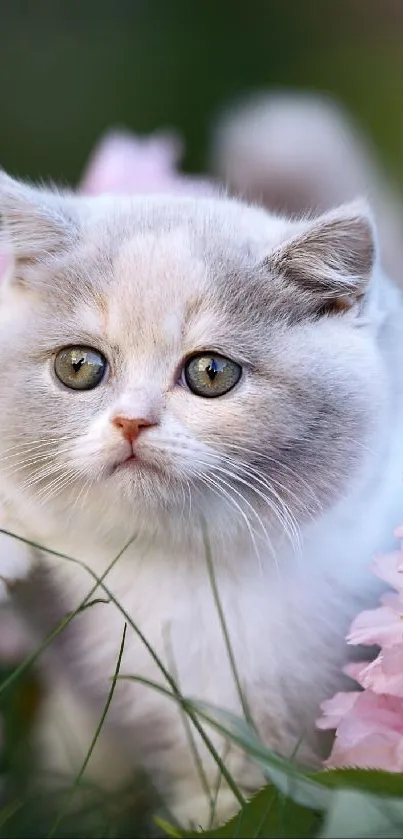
{"left": 0, "top": 173, "right": 403, "bottom": 826}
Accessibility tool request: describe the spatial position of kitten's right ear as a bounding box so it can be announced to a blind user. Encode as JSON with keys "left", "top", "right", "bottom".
{"left": 266, "top": 200, "right": 376, "bottom": 317}
{"left": 0, "top": 171, "right": 78, "bottom": 284}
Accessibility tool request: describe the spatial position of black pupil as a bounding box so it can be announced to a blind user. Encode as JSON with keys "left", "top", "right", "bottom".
{"left": 72, "top": 356, "right": 85, "bottom": 373}
{"left": 206, "top": 360, "right": 219, "bottom": 381}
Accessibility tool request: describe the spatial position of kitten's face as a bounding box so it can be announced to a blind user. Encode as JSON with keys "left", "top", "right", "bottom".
{"left": 0, "top": 181, "right": 385, "bottom": 547}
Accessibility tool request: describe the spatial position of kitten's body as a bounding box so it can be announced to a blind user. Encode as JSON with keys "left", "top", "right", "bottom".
{"left": 1, "top": 183, "right": 403, "bottom": 825}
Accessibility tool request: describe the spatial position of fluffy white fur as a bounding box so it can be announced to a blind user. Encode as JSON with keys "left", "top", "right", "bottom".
{"left": 1, "top": 173, "right": 403, "bottom": 826}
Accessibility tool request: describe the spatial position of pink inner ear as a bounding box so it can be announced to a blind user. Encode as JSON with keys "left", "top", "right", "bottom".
{"left": 79, "top": 129, "right": 214, "bottom": 198}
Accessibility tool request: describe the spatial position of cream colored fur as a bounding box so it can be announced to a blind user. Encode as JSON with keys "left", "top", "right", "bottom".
{"left": 0, "top": 175, "right": 403, "bottom": 827}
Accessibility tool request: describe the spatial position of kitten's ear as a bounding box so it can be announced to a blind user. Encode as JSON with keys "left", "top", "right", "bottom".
{"left": 268, "top": 200, "right": 377, "bottom": 315}
{"left": 0, "top": 171, "right": 78, "bottom": 283}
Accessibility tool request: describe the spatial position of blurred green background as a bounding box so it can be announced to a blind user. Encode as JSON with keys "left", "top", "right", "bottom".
{"left": 1, "top": 0, "right": 403, "bottom": 185}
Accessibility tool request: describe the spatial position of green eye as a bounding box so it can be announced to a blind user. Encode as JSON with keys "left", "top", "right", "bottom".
{"left": 184, "top": 353, "right": 242, "bottom": 398}
{"left": 54, "top": 346, "right": 107, "bottom": 391}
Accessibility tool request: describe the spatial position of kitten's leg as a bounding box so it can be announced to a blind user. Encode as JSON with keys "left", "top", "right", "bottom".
{"left": 34, "top": 683, "right": 243, "bottom": 827}
{"left": 34, "top": 677, "right": 134, "bottom": 790}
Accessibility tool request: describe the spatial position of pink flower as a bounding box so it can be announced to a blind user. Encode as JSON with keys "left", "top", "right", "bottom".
{"left": 317, "top": 691, "right": 361, "bottom": 731}
{"left": 347, "top": 592, "right": 403, "bottom": 648}
{"left": 320, "top": 691, "right": 403, "bottom": 771}
{"left": 349, "top": 646, "right": 403, "bottom": 698}
{"left": 0, "top": 125, "right": 214, "bottom": 284}
{"left": 79, "top": 129, "right": 214, "bottom": 198}
{"left": 318, "top": 530, "right": 403, "bottom": 771}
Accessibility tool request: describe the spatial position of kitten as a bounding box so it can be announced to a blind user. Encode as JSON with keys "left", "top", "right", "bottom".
{"left": 0, "top": 172, "right": 403, "bottom": 827}
{"left": 210, "top": 90, "right": 403, "bottom": 286}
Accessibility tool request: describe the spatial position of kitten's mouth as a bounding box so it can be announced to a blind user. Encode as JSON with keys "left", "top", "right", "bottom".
{"left": 116, "top": 453, "right": 139, "bottom": 469}
{"left": 111, "top": 444, "right": 166, "bottom": 477}
{"left": 113, "top": 450, "right": 159, "bottom": 474}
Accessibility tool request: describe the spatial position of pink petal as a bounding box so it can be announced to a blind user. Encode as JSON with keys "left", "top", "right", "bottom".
{"left": 317, "top": 691, "right": 360, "bottom": 730}
{"left": 328, "top": 693, "right": 396, "bottom": 749}
{"left": 357, "top": 647, "right": 403, "bottom": 697}
{"left": 381, "top": 591, "right": 403, "bottom": 608}
{"left": 348, "top": 687, "right": 403, "bottom": 731}
{"left": 318, "top": 690, "right": 403, "bottom": 740}
{"left": 325, "top": 730, "right": 403, "bottom": 771}
{"left": 348, "top": 597, "right": 403, "bottom": 648}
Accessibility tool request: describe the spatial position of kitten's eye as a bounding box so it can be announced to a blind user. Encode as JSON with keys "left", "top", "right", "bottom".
{"left": 54, "top": 346, "right": 107, "bottom": 391}
{"left": 184, "top": 353, "right": 242, "bottom": 398}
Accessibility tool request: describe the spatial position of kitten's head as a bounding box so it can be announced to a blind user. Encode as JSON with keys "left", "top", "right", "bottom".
{"left": 0, "top": 174, "right": 386, "bottom": 549}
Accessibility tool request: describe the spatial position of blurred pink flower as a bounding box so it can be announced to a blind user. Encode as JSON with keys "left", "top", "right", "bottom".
{"left": 318, "top": 529, "right": 403, "bottom": 770}
{"left": 79, "top": 129, "right": 214, "bottom": 197}
{"left": 0, "top": 127, "right": 214, "bottom": 284}
{"left": 346, "top": 647, "right": 403, "bottom": 698}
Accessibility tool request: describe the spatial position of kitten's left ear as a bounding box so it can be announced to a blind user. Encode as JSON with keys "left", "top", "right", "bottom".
{"left": 267, "top": 200, "right": 377, "bottom": 315}
{"left": 0, "top": 171, "right": 78, "bottom": 283}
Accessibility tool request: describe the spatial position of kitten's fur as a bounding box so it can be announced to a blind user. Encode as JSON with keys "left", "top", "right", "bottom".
{"left": 1, "top": 173, "right": 403, "bottom": 826}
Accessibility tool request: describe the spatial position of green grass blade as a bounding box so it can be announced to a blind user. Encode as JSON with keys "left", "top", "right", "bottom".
{"left": 47, "top": 624, "right": 127, "bottom": 838}
{"left": 201, "top": 519, "right": 254, "bottom": 729}
{"left": 0, "top": 528, "right": 246, "bottom": 811}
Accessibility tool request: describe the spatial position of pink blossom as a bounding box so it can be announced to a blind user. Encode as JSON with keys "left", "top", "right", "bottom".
{"left": 79, "top": 129, "right": 214, "bottom": 198}
{"left": 318, "top": 531, "right": 403, "bottom": 770}
{"left": 320, "top": 691, "right": 403, "bottom": 770}
{"left": 326, "top": 730, "right": 403, "bottom": 771}
{"left": 347, "top": 592, "right": 403, "bottom": 648}
{"left": 317, "top": 691, "right": 361, "bottom": 731}
{"left": 0, "top": 126, "right": 214, "bottom": 285}
{"left": 349, "top": 646, "right": 403, "bottom": 698}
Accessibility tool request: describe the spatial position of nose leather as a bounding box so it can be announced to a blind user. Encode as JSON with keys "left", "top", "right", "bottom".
{"left": 112, "top": 416, "right": 154, "bottom": 443}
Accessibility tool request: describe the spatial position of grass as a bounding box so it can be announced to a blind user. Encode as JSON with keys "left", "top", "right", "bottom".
{"left": 2, "top": 528, "right": 403, "bottom": 839}
{"left": 0, "top": 526, "right": 247, "bottom": 837}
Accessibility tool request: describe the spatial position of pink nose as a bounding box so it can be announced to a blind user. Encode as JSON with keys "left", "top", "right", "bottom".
{"left": 112, "top": 416, "right": 154, "bottom": 443}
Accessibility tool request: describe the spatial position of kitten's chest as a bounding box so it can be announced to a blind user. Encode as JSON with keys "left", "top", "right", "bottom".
{"left": 37, "top": 530, "right": 378, "bottom": 726}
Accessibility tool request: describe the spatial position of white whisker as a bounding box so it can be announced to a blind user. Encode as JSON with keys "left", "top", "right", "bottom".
{"left": 197, "top": 471, "right": 261, "bottom": 563}
{"left": 210, "top": 460, "right": 302, "bottom": 561}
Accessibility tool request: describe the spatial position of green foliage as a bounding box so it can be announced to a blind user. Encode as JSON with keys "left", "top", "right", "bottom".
{"left": 174, "top": 772, "right": 403, "bottom": 838}
{"left": 183, "top": 785, "right": 322, "bottom": 838}
{"left": 168, "top": 702, "right": 403, "bottom": 838}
